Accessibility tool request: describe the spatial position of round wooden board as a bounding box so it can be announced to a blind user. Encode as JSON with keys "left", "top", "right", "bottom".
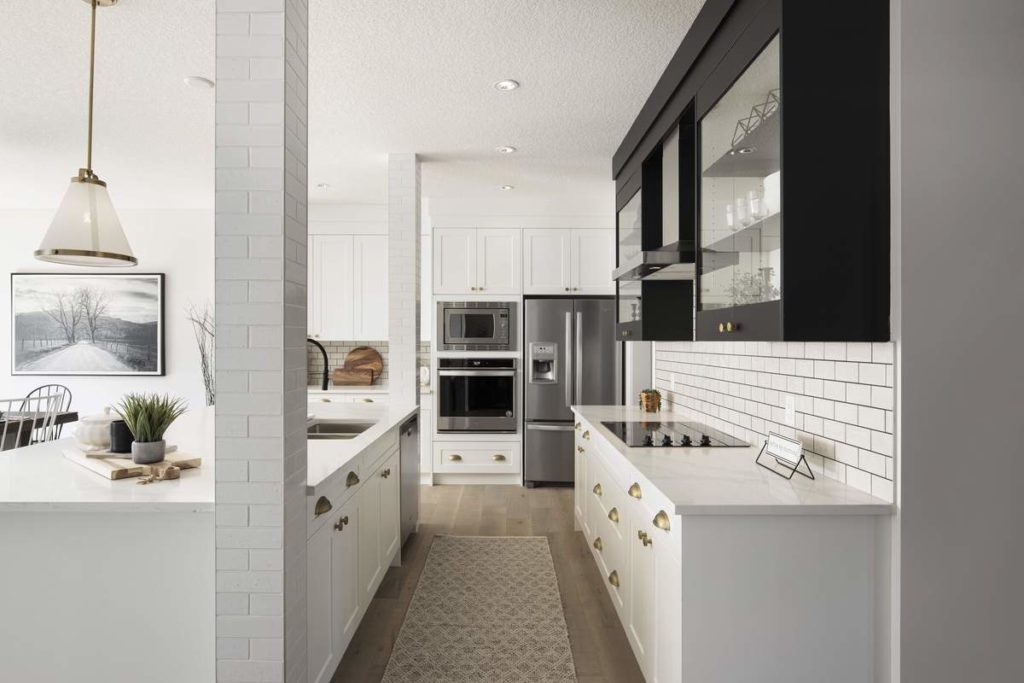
{"left": 344, "top": 346, "right": 384, "bottom": 378}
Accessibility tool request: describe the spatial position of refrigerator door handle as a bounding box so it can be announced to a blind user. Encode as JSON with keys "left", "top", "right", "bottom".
{"left": 565, "top": 311, "right": 573, "bottom": 408}
{"left": 526, "top": 422, "right": 575, "bottom": 432}
{"left": 575, "top": 311, "right": 583, "bottom": 404}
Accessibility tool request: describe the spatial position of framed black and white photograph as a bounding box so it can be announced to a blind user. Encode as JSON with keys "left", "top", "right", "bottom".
{"left": 11, "top": 273, "right": 165, "bottom": 376}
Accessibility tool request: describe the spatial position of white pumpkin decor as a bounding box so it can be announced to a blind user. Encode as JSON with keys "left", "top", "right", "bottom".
{"left": 74, "top": 407, "right": 119, "bottom": 451}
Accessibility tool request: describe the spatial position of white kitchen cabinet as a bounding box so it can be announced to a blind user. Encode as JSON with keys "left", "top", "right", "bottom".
{"left": 627, "top": 514, "right": 656, "bottom": 678}
{"left": 523, "top": 229, "right": 571, "bottom": 293}
{"left": 523, "top": 229, "right": 615, "bottom": 294}
{"left": 377, "top": 450, "right": 401, "bottom": 563}
{"left": 331, "top": 497, "right": 360, "bottom": 659}
{"left": 433, "top": 228, "right": 521, "bottom": 294}
{"left": 310, "top": 235, "right": 355, "bottom": 340}
{"left": 571, "top": 229, "right": 616, "bottom": 294}
{"left": 433, "top": 228, "right": 477, "bottom": 294}
{"left": 307, "top": 521, "right": 335, "bottom": 683}
{"left": 308, "top": 235, "right": 388, "bottom": 340}
{"left": 352, "top": 235, "right": 388, "bottom": 339}
{"left": 419, "top": 399, "right": 433, "bottom": 483}
{"left": 357, "top": 472, "right": 382, "bottom": 605}
{"left": 476, "top": 228, "right": 521, "bottom": 294}
{"left": 653, "top": 543, "right": 682, "bottom": 683}
{"left": 574, "top": 422, "right": 589, "bottom": 537}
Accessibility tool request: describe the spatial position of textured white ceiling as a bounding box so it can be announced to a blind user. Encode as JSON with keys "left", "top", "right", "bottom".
{"left": 0, "top": 0, "right": 214, "bottom": 209}
{"left": 0, "top": 1, "right": 705, "bottom": 213}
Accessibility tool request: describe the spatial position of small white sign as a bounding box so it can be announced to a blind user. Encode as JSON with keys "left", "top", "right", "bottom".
{"left": 766, "top": 432, "right": 803, "bottom": 467}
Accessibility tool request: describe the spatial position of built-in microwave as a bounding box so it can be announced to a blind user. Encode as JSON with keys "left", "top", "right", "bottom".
{"left": 437, "top": 301, "right": 517, "bottom": 351}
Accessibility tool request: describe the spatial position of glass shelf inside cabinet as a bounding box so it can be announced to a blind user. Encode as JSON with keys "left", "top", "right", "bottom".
{"left": 618, "top": 280, "right": 642, "bottom": 324}
{"left": 618, "top": 189, "right": 642, "bottom": 266}
{"left": 700, "top": 35, "right": 781, "bottom": 311}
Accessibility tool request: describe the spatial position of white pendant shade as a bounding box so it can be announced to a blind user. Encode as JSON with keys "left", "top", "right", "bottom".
{"left": 35, "top": 177, "right": 137, "bottom": 267}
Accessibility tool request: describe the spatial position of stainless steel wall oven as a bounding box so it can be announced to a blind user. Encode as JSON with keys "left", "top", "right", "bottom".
{"left": 437, "top": 358, "right": 517, "bottom": 432}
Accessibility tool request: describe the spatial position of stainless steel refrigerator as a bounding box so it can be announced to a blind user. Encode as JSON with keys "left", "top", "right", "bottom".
{"left": 524, "top": 297, "right": 619, "bottom": 486}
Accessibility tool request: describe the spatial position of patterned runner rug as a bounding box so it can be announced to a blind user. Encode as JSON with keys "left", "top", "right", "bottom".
{"left": 381, "top": 535, "right": 578, "bottom": 682}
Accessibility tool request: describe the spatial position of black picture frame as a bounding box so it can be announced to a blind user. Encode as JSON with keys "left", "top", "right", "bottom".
{"left": 10, "top": 272, "right": 166, "bottom": 377}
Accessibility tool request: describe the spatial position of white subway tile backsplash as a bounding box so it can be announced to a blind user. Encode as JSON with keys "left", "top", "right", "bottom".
{"left": 655, "top": 341, "right": 895, "bottom": 503}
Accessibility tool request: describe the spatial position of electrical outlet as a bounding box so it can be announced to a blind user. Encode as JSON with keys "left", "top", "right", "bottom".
{"left": 784, "top": 395, "right": 796, "bottom": 425}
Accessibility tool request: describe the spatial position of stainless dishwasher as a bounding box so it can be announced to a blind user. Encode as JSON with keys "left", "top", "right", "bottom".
{"left": 399, "top": 415, "right": 419, "bottom": 545}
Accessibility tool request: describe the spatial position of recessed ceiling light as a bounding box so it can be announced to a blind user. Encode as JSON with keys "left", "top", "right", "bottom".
{"left": 500, "top": 185, "right": 514, "bottom": 191}
{"left": 183, "top": 76, "right": 215, "bottom": 90}
{"left": 729, "top": 146, "right": 756, "bottom": 156}
{"left": 496, "top": 146, "right": 517, "bottom": 154}
{"left": 316, "top": 183, "right": 331, "bottom": 189}
{"left": 494, "top": 79, "right": 520, "bottom": 92}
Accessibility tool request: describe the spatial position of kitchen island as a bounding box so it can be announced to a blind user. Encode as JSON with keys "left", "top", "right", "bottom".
{"left": 573, "top": 405, "right": 893, "bottom": 683}
{"left": 0, "top": 408, "right": 215, "bottom": 683}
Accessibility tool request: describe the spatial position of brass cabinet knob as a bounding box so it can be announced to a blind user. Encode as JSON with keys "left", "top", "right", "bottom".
{"left": 564, "top": 287, "right": 570, "bottom": 292}
{"left": 726, "top": 321, "right": 735, "bottom": 332}
{"left": 577, "top": 445, "right": 584, "bottom": 453}
{"left": 314, "top": 496, "right": 332, "bottom": 517}
{"left": 492, "top": 453, "right": 506, "bottom": 461}
{"left": 334, "top": 515, "right": 349, "bottom": 531}
{"left": 448, "top": 454, "right": 463, "bottom": 462}
{"left": 608, "top": 570, "right": 620, "bottom": 588}
{"left": 592, "top": 483, "right": 602, "bottom": 496}
{"left": 582, "top": 430, "right": 590, "bottom": 440}
{"left": 593, "top": 537, "right": 603, "bottom": 551}
{"left": 381, "top": 468, "right": 390, "bottom": 478}
{"left": 608, "top": 507, "right": 619, "bottom": 524}
{"left": 345, "top": 471, "right": 359, "bottom": 488}
{"left": 622, "top": 330, "right": 631, "bottom": 338}
{"left": 718, "top": 322, "right": 725, "bottom": 333}
{"left": 642, "top": 534, "right": 653, "bottom": 547}
{"left": 628, "top": 482, "right": 642, "bottom": 500}
{"left": 653, "top": 510, "right": 672, "bottom": 531}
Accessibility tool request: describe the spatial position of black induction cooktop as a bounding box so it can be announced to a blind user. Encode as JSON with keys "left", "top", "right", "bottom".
{"left": 601, "top": 421, "right": 748, "bottom": 448}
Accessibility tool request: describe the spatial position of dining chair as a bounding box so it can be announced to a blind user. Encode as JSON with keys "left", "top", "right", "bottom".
{"left": 0, "top": 393, "right": 61, "bottom": 451}
{"left": 23, "top": 385, "right": 72, "bottom": 440}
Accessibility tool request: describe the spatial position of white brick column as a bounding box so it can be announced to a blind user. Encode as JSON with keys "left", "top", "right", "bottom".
{"left": 387, "top": 153, "right": 421, "bottom": 406}
{"left": 215, "top": 1, "right": 308, "bottom": 682}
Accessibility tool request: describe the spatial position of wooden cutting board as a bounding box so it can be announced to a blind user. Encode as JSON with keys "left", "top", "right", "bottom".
{"left": 64, "top": 449, "right": 201, "bottom": 481}
{"left": 331, "top": 367, "right": 374, "bottom": 386}
{"left": 344, "top": 346, "right": 383, "bottom": 379}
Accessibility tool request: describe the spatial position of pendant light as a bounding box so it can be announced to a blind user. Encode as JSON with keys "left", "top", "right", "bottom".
{"left": 35, "top": 0, "right": 136, "bottom": 267}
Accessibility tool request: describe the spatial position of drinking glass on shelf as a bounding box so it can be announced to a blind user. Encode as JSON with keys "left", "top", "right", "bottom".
{"left": 725, "top": 203, "right": 735, "bottom": 230}
{"left": 735, "top": 199, "right": 749, "bottom": 227}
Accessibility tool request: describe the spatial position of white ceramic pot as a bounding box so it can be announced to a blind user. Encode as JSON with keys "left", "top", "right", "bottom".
{"left": 74, "top": 407, "right": 118, "bottom": 450}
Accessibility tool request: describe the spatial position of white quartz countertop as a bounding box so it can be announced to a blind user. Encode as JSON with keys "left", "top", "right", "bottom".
{"left": 573, "top": 405, "right": 893, "bottom": 515}
{"left": 307, "top": 386, "right": 390, "bottom": 394}
{"left": 0, "top": 408, "right": 214, "bottom": 513}
{"left": 306, "top": 401, "right": 418, "bottom": 493}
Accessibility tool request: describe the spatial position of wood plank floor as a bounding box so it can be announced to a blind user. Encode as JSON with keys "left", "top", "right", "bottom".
{"left": 332, "top": 484, "right": 644, "bottom": 683}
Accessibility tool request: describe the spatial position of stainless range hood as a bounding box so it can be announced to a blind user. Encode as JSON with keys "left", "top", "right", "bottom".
{"left": 612, "top": 242, "right": 696, "bottom": 281}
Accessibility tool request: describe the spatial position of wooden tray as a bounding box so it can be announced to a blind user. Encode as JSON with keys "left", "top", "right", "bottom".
{"left": 64, "top": 449, "right": 201, "bottom": 481}
{"left": 344, "top": 346, "right": 383, "bottom": 378}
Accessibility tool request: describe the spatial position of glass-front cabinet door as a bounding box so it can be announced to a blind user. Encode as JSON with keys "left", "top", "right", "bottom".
{"left": 699, "top": 35, "right": 781, "bottom": 318}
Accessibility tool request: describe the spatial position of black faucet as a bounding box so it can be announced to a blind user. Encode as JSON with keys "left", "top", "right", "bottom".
{"left": 307, "top": 338, "right": 329, "bottom": 390}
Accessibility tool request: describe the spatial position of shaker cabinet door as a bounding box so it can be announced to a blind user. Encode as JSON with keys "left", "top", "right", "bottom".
{"left": 352, "top": 235, "right": 389, "bottom": 338}
{"left": 433, "top": 228, "right": 477, "bottom": 294}
{"left": 476, "top": 228, "right": 521, "bottom": 294}
{"left": 571, "top": 230, "right": 615, "bottom": 294}
{"left": 307, "top": 522, "right": 335, "bottom": 683}
{"left": 332, "top": 497, "right": 360, "bottom": 656}
{"left": 523, "top": 229, "right": 571, "bottom": 294}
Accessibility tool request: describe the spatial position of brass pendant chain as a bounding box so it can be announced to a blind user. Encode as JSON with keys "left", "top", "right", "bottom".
{"left": 86, "top": 0, "right": 97, "bottom": 175}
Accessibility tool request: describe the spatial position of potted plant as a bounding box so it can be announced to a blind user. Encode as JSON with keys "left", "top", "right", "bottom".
{"left": 639, "top": 388, "right": 662, "bottom": 413}
{"left": 115, "top": 393, "right": 188, "bottom": 464}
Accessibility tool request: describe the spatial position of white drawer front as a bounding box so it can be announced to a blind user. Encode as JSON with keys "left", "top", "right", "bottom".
{"left": 434, "top": 442, "right": 520, "bottom": 473}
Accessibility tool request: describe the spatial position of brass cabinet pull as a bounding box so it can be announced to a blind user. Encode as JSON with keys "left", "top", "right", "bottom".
{"left": 608, "top": 507, "right": 619, "bottom": 524}
{"left": 637, "top": 530, "right": 652, "bottom": 546}
{"left": 593, "top": 537, "right": 603, "bottom": 551}
{"left": 492, "top": 453, "right": 506, "bottom": 462}
{"left": 448, "top": 454, "right": 463, "bottom": 462}
{"left": 582, "top": 430, "right": 590, "bottom": 440}
{"left": 718, "top": 321, "right": 739, "bottom": 333}
{"left": 628, "top": 482, "right": 642, "bottom": 499}
{"left": 576, "top": 445, "right": 584, "bottom": 453}
{"left": 575, "top": 422, "right": 581, "bottom": 431}
{"left": 653, "top": 510, "right": 671, "bottom": 531}
{"left": 314, "top": 496, "right": 332, "bottom": 517}
{"left": 608, "top": 570, "right": 620, "bottom": 588}
{"left": 334, "top": 515, "right": 349, "bottom": 531}
{"left": 345, "top": 471, "right": 359, "bottom": 488}
{"left": 359, "top": 398, "right": 374, "bottom": 403}
{"left": 621, "top": 329, "right": 631, "bottom": 338}
{"left": 592, "top": 483, "right": 602, "bottom": 496}
{"left": 381, "top": 468, "right": 389, "bottom": 478}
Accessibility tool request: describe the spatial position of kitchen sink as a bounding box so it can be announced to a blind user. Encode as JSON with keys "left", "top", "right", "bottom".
{"left": 306, "top": 420, "right": 376, "bottom": 440}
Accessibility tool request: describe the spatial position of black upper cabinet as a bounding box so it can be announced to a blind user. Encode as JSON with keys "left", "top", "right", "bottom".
{"left": 613, "top": 0, "right": 890, "bottom": 342}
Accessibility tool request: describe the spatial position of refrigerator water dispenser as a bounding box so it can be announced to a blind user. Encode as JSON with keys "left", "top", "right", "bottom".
{"left": 528, "top": 342, "right": 558, "bottom": 383}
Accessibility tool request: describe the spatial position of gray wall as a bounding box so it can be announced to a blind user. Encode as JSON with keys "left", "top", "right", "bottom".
{"left": 897, "top": 1, "right": 1024, "bottom": 680}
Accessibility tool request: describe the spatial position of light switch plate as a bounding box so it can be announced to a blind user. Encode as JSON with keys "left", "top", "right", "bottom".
{"left": 784, "top": 395, "right": 796, "bottom": 425}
